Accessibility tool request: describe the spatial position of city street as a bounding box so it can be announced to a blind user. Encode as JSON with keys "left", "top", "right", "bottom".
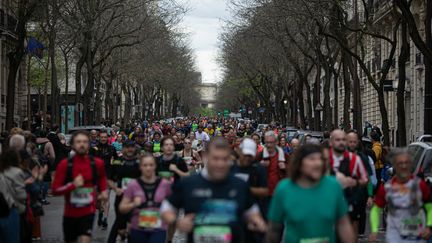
{"left": 40, "top": 195, "right": 187, "bottom": 243}
{"left": 39, "top": 194, "right": 385, "bottom": 243}
{"left": 1, "top": 0, "right": 431, "bottom": 242}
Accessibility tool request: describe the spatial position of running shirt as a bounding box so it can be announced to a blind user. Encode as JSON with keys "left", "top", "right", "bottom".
{"left": 156, "top": 155, "right": 188, "bottom": 183}
{"left": 123, "top": 178, "right": 172, "bottom": 231}
{"left": 110, "top": 157, "right": 141, "bottom": 190}
{"left": 268, "top": 176, "right": 348, "bottom": 243}
{"left": 166, "top": 172, "right": 256, "bottom": 243}
{"left": 231, "top": 163, "right": 267, "bottom": 193}
{"left": 90, "top": 143, "right": 118, "bottom": 176}
{"left": 374, "top": 176, "right": 430, "bottom": 242}
{"left": 52, "top": 155, "right": 107, "bottom": 218}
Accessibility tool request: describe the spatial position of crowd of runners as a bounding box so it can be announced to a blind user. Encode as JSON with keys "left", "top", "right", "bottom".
{"left": 0, "top": 117, "right": 431, "bottom": 243}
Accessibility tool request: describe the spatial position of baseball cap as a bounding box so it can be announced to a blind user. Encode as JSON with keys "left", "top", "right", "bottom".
{"left": 240, "top": 138, "right": 257, "bottom": 156}
{"left": 123, "top": 140, "right": 136, "bottom": 147}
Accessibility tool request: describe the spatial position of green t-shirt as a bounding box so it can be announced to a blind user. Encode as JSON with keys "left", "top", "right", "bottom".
{"left": 192, "top": 123, "right": 198, "bottom": 132}
{"left": 267, "top": 176, "right": 348, "bottom": 243}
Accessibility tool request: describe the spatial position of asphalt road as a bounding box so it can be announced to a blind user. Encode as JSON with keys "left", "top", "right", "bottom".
{"left": 38, "top": 195, "right": 384, "bottom": 243}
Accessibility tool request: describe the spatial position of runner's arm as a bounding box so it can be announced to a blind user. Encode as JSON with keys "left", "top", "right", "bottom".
{"left": 250, "top": 187, "right": 268, "bottom": 197}
{"left": 354, "top": 156, "right": 369, "bottom": 185}
{"left": 119, "top": 184, "right": 138, "bottom": 214}
{"left": 244, "top": 204, "right": 267, "bottom": 232}
{"left": 51, "top": 160, "right": 75, "bottom": 195}
{"left": 337, "top": 215, "right": 356, "bottom": 243}
{"left": 265, "top": 222, "right": 283, "bottom": 243}
{"left": 160, "top": 200, "right": 177, "bottom": 224}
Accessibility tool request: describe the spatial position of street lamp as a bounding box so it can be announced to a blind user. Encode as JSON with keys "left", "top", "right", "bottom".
{"left": 283, "top": 100, "right": 288, "bottom": 105}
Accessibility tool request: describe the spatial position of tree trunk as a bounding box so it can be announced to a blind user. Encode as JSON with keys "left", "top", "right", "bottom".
{"left": 313, "top": 62, "right": 321, "bottom": 131}
{"left": 297, "top": 82, "right": 306, "bottom": 129}
{"left": 63, "top": 51, "right": 70, "bottom": 133}
{"left": 333, "top": 66, "right": 339, "bottom": 129}
{"left": 342, "top": 53, "right": 351, "bottom": 130}
{"left": 43, "top": 57, "right": 50, "bottom": 130}
{"left": 397, "top": 21, "right": 408, "bottom": 146}
{"left": 323, "top": 62, "right": 333, "bottom": 131}
{"left": 49, "top": 31, "right": 58, "bottom": 126}
{"left": 26, "top": 56, "right": 32, "bottom": 130}
{"left": 74, "top": 50, "right": 86, "bottom": 126}
{"left": 304, "top": 80, "right": 313, "bottom": 130}
{"left": 348, "top": 56, "right": 362, "bottom": 133}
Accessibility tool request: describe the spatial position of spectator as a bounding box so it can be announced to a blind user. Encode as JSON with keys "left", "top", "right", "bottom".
{"left": 0, "top": 149, "right": 27, "bottom": 243}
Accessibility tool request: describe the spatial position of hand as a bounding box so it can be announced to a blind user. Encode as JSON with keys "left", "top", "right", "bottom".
{"left": 115, "top": 187, "right": 124, "bottom": 196}
{"left": 133, "top": 196, "right": 142, "bottom": 207}
{"left": 335, "top": 172, "right": 356, "bottom": 188}
{"left": 368, "top": 233, "right": 378, "bottom": 242}
{"left": 73, "top": 174, "right": 84, "bottom": 188}
{"left": 421, "top": 227, "right": 431, "bottom": 240}
{"left": 367, "top": 197, "right": 374, "bottom": 209}
{"left": 169, "top": 164, "right": 178, "bottom": 172}
{"left": 25, "top": 177, "right": 35, "bottom": 185}
{"left": 278, "top": 162, "right": 286, "bottom": 170}
{"left": 176, "top": 214, "right": 195, "bottom": 233}
{"left": 98, "top": 190, "right": 109, "bottom": 202}
{"left": 260, "top": 160, "right": 270, "bottom": 167}
{"left": 359, "top": 178, "right": 369, "bottom": 186}
{"left": 247, "top": 220, "right": 267, "bottom": 233}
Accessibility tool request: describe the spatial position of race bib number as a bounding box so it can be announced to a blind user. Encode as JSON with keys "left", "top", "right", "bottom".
{"left": 138, "top": 209, "right": 162, "bottom": 229}
{"left": 183, "top": 156, "right": 193, "bottom": 165}
{"left": 300, "top": 237, "right": 330, "bottom": 243}
{"left": 194, "top": 226, "right": 232, "bottom": 243}
{"left": 400, "top": 216, "right": 423, "bottom": 237}
{"left": 158, "top": 171, "right": 174, "bottom": 180}
{"left": 70, "top": 188, "right": 94, "bottom": 207}
{"left": 121, "top": 178, "right": 132, "bottom": 190}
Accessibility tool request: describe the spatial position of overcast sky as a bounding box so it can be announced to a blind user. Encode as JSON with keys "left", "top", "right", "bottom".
{"left": 178, "top": 0, "right": 231, "bottom": 84}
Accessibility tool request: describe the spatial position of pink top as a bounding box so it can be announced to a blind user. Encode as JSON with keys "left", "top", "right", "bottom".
{"left": 123, "top": 178, "right": 172, "bottom": 231}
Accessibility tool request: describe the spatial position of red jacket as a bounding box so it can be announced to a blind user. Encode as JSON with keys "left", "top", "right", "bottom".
{"left": 52, "top": 155, "right": 107, "bottom": 217}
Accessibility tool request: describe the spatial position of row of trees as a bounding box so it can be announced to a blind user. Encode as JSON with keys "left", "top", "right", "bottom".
{"left": 7, "top": 0, "right": 200, "bottom": 131}
{"left": 217, "top": 0, "right": 432, "bottom": 146}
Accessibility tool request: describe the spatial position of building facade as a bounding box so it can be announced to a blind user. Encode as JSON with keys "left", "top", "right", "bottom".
{"left": 194, "top": 73, "right": 218, "bottom": 109}
{"left": 333, "top": 0, "right": 427, "bottom": 145}
{"left": 0, "top": 1, "right": 28, "bottom": 131}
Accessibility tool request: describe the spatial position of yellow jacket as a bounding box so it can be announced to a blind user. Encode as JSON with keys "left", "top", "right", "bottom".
{"left": 372, "top": 141, "right": 384, "bottom": 169}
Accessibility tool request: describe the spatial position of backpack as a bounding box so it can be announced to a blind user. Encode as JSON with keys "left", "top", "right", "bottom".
{"left": 65, "top": 156, "right": 99, "bottom": 192}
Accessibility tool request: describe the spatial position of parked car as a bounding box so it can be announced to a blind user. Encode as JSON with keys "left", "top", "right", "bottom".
{"left": 293, "top": 130, "right": 324, "bottom": 144}
{"left": 409, "top": 142, "right": 432, "bottom": 182}
{"left": 284, "top": 126, "right": 298, "bottom": 142}
{"left": 418, "top": 135, "right": 432, "bottom": 142}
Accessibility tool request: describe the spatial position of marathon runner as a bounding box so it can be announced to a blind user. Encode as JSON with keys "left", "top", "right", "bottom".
{"left": 161, "top": 137, "right": 267, "bottom": 243}
{"left": 107, "top": 140, "right": 141, "bottom": 243}
{"left": 179, "top": 138, "right": 202, "bottom": 173}
{"left": 266, "top": 143, "right": 355, "bottom": 243}
{"left": 156, "top": 136, "right": 189, "bottom": 182}
{"left": 329, "top": 129, "right": 369, "bottom": 238}
{"left": 51, "top": 131, "right": 108, "bottom": 243}
{"left": 118, "top": 154, "right": 172, "bottom": 243}
{"left": 232, "top": 138, "right": 268, "bottom": 243}
{"left": 369, "top": 148, "right": 432, "bottom": 242}
{"left": 90, "top": 130, "right": 118, "bottom": 230}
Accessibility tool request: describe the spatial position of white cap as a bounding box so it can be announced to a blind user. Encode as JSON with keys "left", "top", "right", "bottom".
{"left": 240, "top": 138, "right": 257, "bottom": 156}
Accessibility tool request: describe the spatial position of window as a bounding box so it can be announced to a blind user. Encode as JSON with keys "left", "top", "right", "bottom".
{"left": 416, "top": 50, "right": 423, "bottom": 65}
